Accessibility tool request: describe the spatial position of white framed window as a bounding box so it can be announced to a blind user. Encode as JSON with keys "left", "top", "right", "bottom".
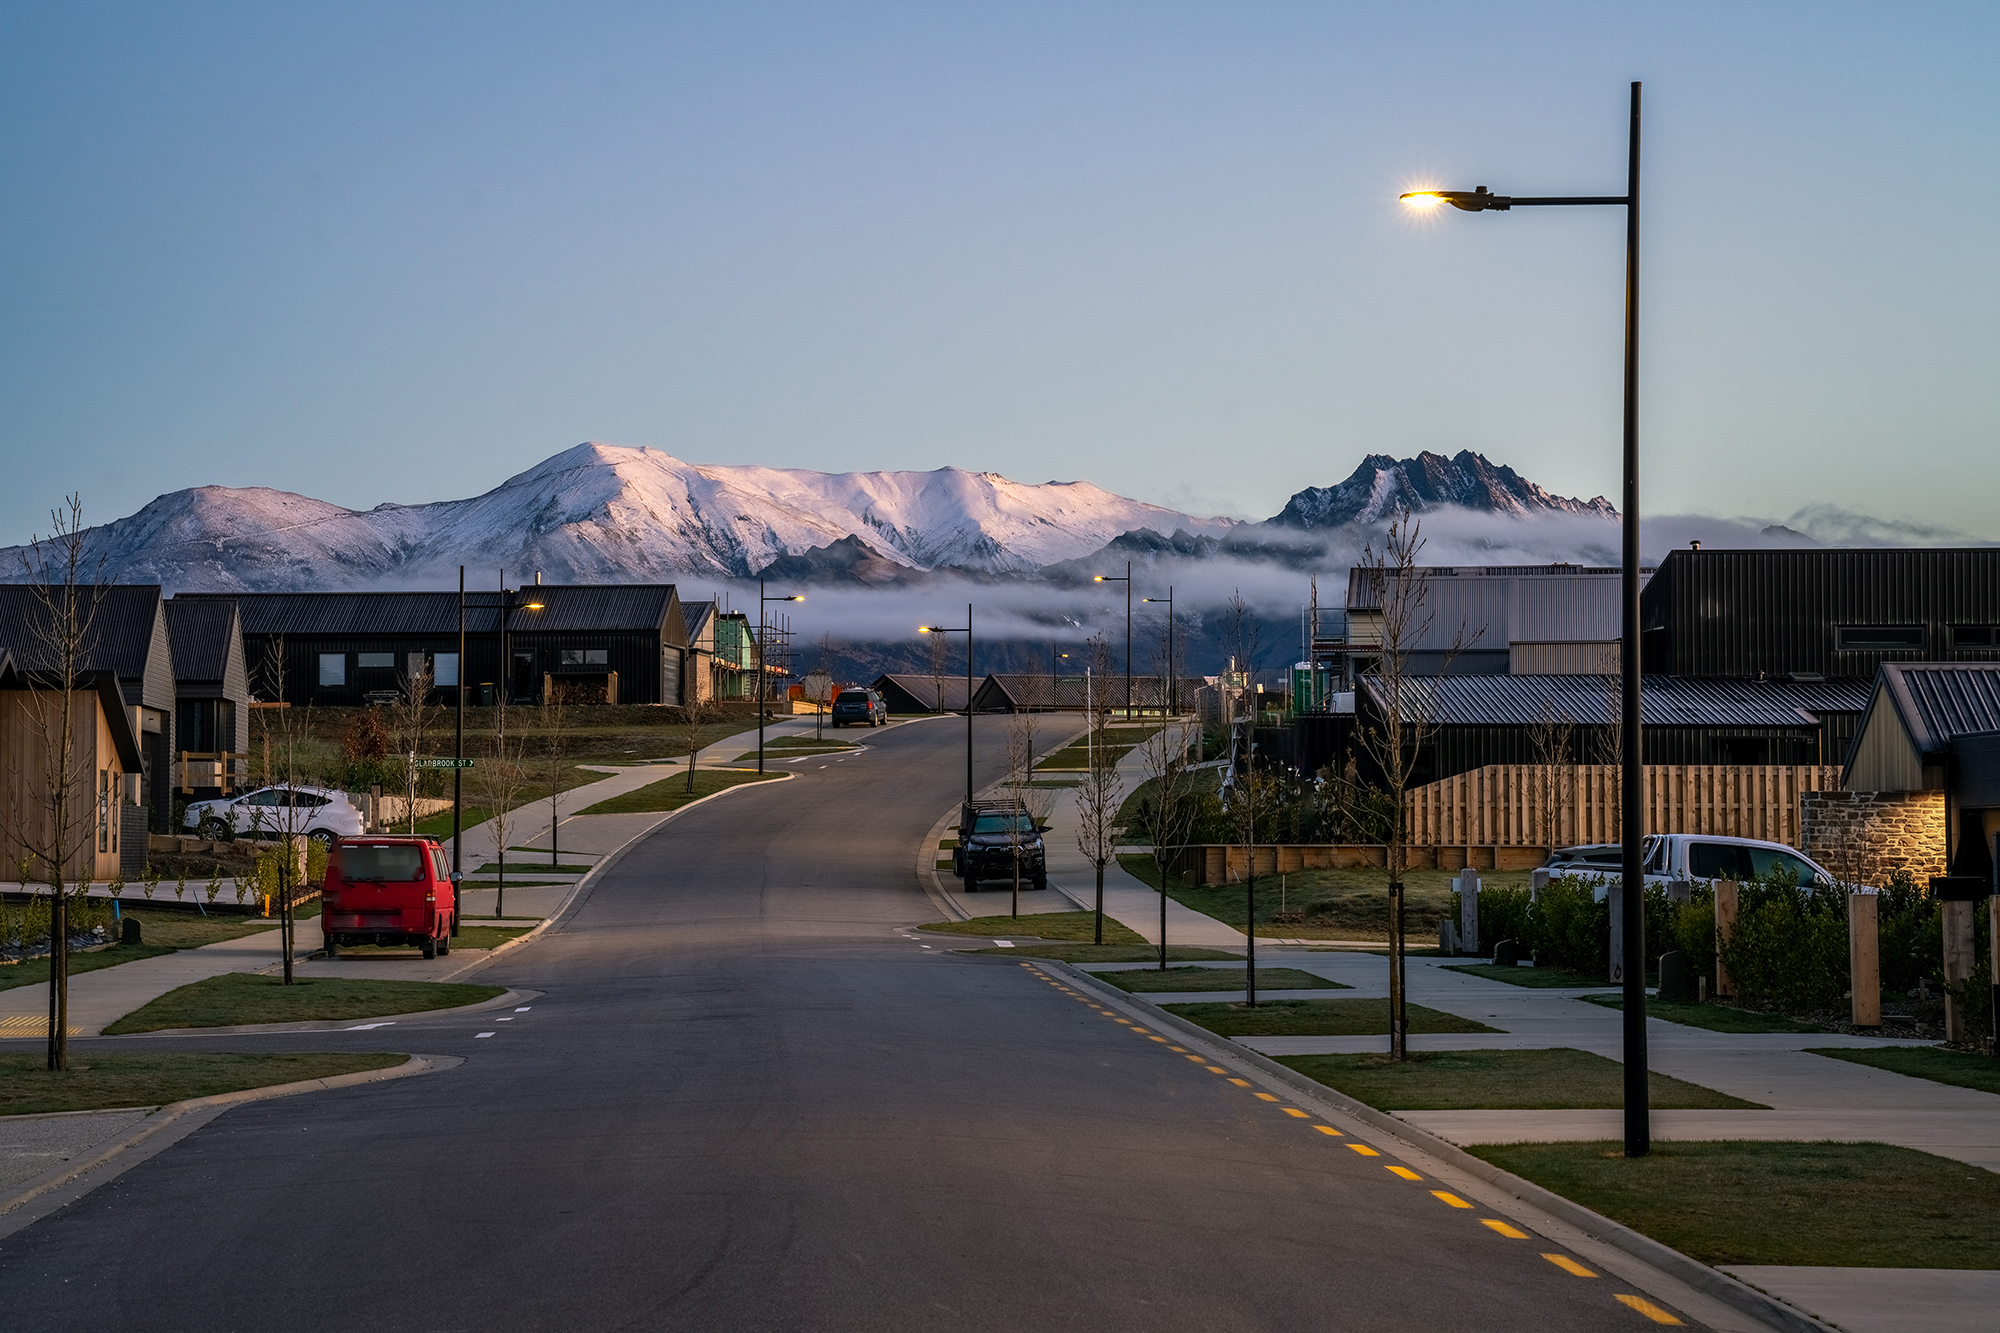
{"left": 434, "top": 653, "right": 459, "bottom": 686}
{"left": 318, "top": 654, "right": 347, "bottom": 686}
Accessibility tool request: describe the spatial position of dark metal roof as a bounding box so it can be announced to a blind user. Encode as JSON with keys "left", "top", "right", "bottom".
{"left": 162, "top": 598, "right": 239, "bottom": 683}
{"left": 177, "top": 585, "right": 682, "bottom": 641}
{"left": 872, "top": 673, "right": 972, "bottom": 712}
{"left": 972, "top": 673, "right": 1206, "bottom": 711}
{"left": 1877, "top": 663, "right": 2000, "bottom": 757}
{"left": 1359, "top": 673, "right": 1869, "bottom": 729}
{"left": 1345, "top": 564, "right": 1649, "bottom": 612}
{"left": 681, "top": 600, "right": 715, "bottom": 642}
{"left": 0, "top": 584, "right": 164, "bottom": 682}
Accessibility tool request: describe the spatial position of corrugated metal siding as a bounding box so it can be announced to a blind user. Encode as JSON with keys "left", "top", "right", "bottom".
{"left": 1361, "top": 673, "right": 1868, "bottom": 728}
{"left": 1845, "top": 685, "right": 1927, "bottom": 790}
{"left": 163, "top": 600, "right": 238, "bottom": 682}
{"left": 1641, "top": 548, "right": 2000, "bottom": 678}
{"left": 874, "top": 673, "right": 971, "bottom": 712}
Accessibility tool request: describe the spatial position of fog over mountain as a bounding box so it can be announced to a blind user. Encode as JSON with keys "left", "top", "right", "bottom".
{"left": 5, "top": 441, "right": 1968, "bottom": 677}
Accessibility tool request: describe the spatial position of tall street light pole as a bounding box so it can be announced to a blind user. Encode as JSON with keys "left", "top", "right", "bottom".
{"left": 918, "top": 604, "right": 973, "bottom": 808}
{"left": 1401, "top": 81, "right": 1646, "bottom": 1157}
{"left": 1051, "top": 647, "right": 1068, "bottom": 713}
{"left": 1144, "top": 590, "right": 1175, "bottom": 717}
{"left": 1094, "top": 563, "right": 1131, "bottom": 719}
{"left": 452, "top": 566, "right": 465, "bottom": 935}
{"left": 757, "top": 578, "right": 804, "bottom": 774}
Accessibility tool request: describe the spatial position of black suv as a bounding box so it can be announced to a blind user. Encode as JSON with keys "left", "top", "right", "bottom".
{"left": 953, "top": 801, "right": 1047, "bottom": 891}
{"left": 831, "top": 688, "right": 888, "bottom": 727}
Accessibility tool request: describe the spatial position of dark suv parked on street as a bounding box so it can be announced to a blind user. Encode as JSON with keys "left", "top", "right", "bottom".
{"left": 953, "top": 801, "right": 1047, "bottom": 891}
{"left": 831, "top": 688, "right": 889, "bottom": 727}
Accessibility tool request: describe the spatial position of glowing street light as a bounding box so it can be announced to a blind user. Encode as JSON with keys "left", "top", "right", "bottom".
{"left": 919, "top": 605, "right": 974, "bottom": 807}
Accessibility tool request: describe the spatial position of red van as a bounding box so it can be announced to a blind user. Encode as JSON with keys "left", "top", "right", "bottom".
{"left": 322, "top": 836, "right": 458, "bottom": 959}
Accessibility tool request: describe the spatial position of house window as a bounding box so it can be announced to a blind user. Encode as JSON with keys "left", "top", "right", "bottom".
{"left": 318, "top": 654, "right": 347, "bottom": 686}
{"left": 434, "top": 653, "right": 459, "bottom": 686}
{"left": 99, "top": 770, "right": 111, "bottom": 853}
{"left": 1835, "top": 626, "right": 1925, "bottom": 651}
{"left": 1952, "top": 626, "right": 1999, "bottom": 648}
{"left": 560, "top": 648, "right": 609, "bottom": 667}
{"left": 357, "top": 652, "right": 395, "bottom": 669}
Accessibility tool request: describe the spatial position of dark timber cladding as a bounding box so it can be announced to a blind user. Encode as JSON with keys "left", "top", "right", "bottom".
{"left": 176, "top": 585, "right": 687, "bottom": 707}
{"left": 1641, "top": 547, "right": 2000, "bottom": 678}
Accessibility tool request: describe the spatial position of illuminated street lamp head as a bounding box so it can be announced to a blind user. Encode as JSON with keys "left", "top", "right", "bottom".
{"left": 522, "top": 600, "right": 544, "bottom": 610}
{"left": 1400, "top": 185, "right": 1511, "bottom": 212}
{"left": 1093, "top": 575, "right": 1105, "bottom": 582}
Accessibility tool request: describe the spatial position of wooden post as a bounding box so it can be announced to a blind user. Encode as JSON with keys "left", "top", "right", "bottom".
{"left": 1848, "top": 891, "right": 1880, "bottom": 1029}
{"left": 1943, "top": 899, "right": 1975, "bottom": 1044}
{"left": 1456, "top": 871, "right": 1480, "bottom": 956}
{"left": 1714, "top": 878, "right": 1738, "bottom": 999}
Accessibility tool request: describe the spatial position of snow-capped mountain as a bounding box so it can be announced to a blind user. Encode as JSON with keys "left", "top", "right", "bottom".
{"left": 13, "top": 443, "right": 1241, "bottom": 593}
{"left": 1271, "top": 450, "right": 1616, "bottom": 528}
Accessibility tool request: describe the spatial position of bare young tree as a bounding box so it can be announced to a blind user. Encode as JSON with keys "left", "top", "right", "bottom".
{"left": 1003, "top": 711, "right": 1054, "bottom": 920}
{"left": 7, "top": 496, "right": 105, "bottom": 1070}
{"left": 1072, "top": 634, "right": 1124, "bottom": 945}
{"left": 542, "top": 679, "right": 575, "bottom": 868}
{"left": 809, "top": 632, "right": 838, "bottom": 741}
{"left": 1353, "top": 508, "right": 1474, "bottom": 1060}
{"left": 475, "top": 724, "right": 531, "bottom": 920}
{"left": 676, "top": 698, "right": 720, "bottom": 795}
{"left": 1223, "top": 590, "right": 1268, "bottom": 1003}
{"left": 1139, "top": 718, "right": 1202, "bottom": 970}
{"left": 389, "top": 657, "right": 440, "bottom": 834}
{"left": 1528, "top": 702, "right": 1578, "bottom": 850}
{"left": 251, "top": 638, "right": 321, "bottom": 983}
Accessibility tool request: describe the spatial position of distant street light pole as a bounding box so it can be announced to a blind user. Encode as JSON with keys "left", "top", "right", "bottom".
{"left": 757, "top": 578, "right": 804, "bottom": 774}
{"left": 1401, "top": 80, "right": 1647, "bottom": 1157}
{"left": 452, "top": 566, "right": 465, "bottom": 935}
{"left": 1051, "top": 646, "right": 1068, "bottom": 713}
{"left": 1144, "top": 589, "right": 1175, "bottom": 716}
{"left": 1094, "top": 563, "right": 1131, "bottom": 719}
{"left": 918, "top": 604, "right": 974, "bottom": 807}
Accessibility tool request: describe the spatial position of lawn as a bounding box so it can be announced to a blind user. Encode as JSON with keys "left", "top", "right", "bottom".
{"left": 965, "top": 944, "right": 1245, "bottom": 963}
{"left": 1098, "top": 966, "right": 1349, "bottom": 994}
{"left": 1586, "top": 994, "right": 1825, "bottom": 1034}
{"left": 1470, "top": 1140, "right": 2000, "bottom": 1269}
{"left": 1162, "top": 997, "right": 1501, "bottom": 1038}
{"left": 1117, "top": 855, "right": 1529, "bottom": 941}
{"left": 0, "top": 908, "right": 287, "bottom": 994}
{"left": 919, "top": 912, "right": 1145, "bottom": 945}
{"left": 1034, "top": 725, "right": 1163, "bottom": 772}
{"left": 579, "top": 768, "right": 783, "bottom": 814}
{"left": 1442, "top": 962, "right": 1612, "bottom": 989}
{"left": 1277, "top": 1048, "right": 1762, "bottom": 1110}
{"left": 103, "top": 973, "right": 506, "bottom": 1034}
{"left": 0, "top": 1051, "right": 409, "bottom": 1117}
{"left": 1807, "top": 1045, "right": 2000, "bottom": 1095}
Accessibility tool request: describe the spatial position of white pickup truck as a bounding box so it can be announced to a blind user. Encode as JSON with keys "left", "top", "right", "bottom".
{"left": 1549, "top": 834, "right": 1838, "bottom": 896}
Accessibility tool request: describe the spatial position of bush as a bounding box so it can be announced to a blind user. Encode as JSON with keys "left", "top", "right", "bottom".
{"left": 1878, "top": 868, "right": 1941, "bottom": 994}
{"left": 1523, "top": 877, "right": 1609, "bottom": 977}
{"left": 342, "top": 709, "right": 391, "bottom": 762}
{"left": 1467, "top": 885, "right": 1531, "bottom": 957}
{"left": 1718, "top": 866, "right": 1849, "bottom": 1012}
{"left": 1671, "top": 884, "right": 1717, "bottom": 986}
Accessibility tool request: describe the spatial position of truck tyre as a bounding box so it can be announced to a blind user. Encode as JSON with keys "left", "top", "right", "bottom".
{"left": 420, "top": 934, "right": 437, "bottom": 960}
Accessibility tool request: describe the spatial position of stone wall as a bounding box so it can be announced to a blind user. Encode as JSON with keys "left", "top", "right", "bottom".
{"left": 1800, "top": 789, "right": 1946, "bottom": 886}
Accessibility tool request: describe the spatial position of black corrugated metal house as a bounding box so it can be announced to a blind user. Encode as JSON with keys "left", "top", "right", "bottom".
{"left": 1843, "top": 662, "right": 2000, "bottom": 879}
{"left": 179, "top": 585, "right": 688, "bottom": 707}
{"left": 163, "top": 598, "right": 251, "bottom": 799}
{"left": 871, "top": 673, "right": 972, "bottom": 714}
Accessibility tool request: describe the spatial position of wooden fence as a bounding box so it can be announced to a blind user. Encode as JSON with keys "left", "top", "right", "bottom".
{"left": 1403, "top": 764, "right": 1845, "bottom": 849}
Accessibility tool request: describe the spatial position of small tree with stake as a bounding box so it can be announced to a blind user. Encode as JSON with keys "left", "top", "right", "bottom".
{"left": 1003, "top": 712, "right": 1053, "bottom": 920}
{"left": 676, "top": 698, "right": 719, "bottom": 795}
{"left": 252, "top": 637, "right": 320, "bottom": 983}
{"left": 390, "top": 657, "right": 439, "bottom": 833}
{"left": 1072, "top": 635, "right": 1123, "bottom": 945}
{"left": 474, "top": 693, "right": 531, "bottom": 920}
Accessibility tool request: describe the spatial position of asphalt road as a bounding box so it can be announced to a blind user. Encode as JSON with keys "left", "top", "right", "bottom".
{"left": 0, "top": 716, "right": 1702, "bottom": 1331}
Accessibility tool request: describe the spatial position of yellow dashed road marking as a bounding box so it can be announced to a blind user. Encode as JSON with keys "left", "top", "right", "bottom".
{"left": 1313, "top": 1125, "right": 1344, "bottom": 1137}
{"left": 1385, "top": 1166, "right": 1422, "bottom": 1181}
{"left": 1543, "top": 1254, "right": 1596, "bottom": 1278}
{"left": 1167, "top": 1046, "right": 1187, "bottom": 1053}
{"left": 1253, "top": 1092, "right": 1278, "bottom": 1102}
{"left": 1184, "top": 1054, "right": 1206, "bottom": 1062}
{"left": 1481, "top": 1219, "right": 1529, "bottom": 1239}
{"left": 1430, "top": 1191, "right": 1473, "bottom": 1209}
{"left": 1613, "top": 1294, "right": 1683, "bottom": 1325}
{"left": 1205, "top": 1065, "right": 1227, "bottom": 1074}
{"left": 1281, "top": 1108, "right": 1309, "bottom": 1118}
{"left": 1227, "top": 1078, "right": 1251, "bottom": 1087}
{"left": 1346, "top": 1144, "right": 1380, "bottom": 1157}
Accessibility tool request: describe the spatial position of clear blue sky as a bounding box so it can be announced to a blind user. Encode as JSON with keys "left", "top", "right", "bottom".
{"left": 3, "top": 2, "right": 1995, "bottom": 544}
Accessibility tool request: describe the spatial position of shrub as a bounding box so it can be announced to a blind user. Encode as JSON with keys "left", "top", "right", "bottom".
{"left": 1468, "top": 885, "right": 1531, "bottom": 957}
{"left": 1878, "top": 868, "right": 1941, "bottom": 994}
{"left": 1671, "top": 883, "right": 1717, "bottom": 985}
{"left": 1718, "top": 865, "right": 1849, "bottom": 1012}
{"left": 1523, "top": 877, "right": 1609, "bottom": 977}
{"left": 342, "top": 708, "right": 391, "bottom": 762}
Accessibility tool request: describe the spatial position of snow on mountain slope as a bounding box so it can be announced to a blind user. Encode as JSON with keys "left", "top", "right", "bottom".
{"left": 6, "top": 443, "right": 1239, "bottom": 593}
{"left": 1272, "top": 450, "right": 1616, "bottom": 527}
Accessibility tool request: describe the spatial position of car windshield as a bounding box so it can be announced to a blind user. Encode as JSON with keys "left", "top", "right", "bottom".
{"left": 336, "top": 844, "right": 425, "bottom": 881}
{"left": 972, "top": 814, "right": 1036, "bottom": 835}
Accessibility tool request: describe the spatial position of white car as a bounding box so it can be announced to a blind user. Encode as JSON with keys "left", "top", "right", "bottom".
{"left": 1550, "top": 834, "right": 1838, "bottom": 900}
{"left": 183, "top": 785, "right": 364, "bottom": 849}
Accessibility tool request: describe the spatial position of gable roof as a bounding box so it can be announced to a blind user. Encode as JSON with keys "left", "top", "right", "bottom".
{"left": 681, "top": 600, "right": 716, "bottom": 645}
{"left": 872, "top": 672, "right": 971, "bottom": 713}
{"left": 177, "top": 585, "right": 684, "bottom": 644}
{"left": 0, "top": 584, "right": 165, "bottom": 679}
{"left": 163, "top": 598, "right": 241, "bottom": 684}
{"left": 1873, "top": 662, "right": 2000, "bottom": 758}
{"left": 1358, "top": 673, "right": 1869, "bottom": 729}
{"left": 970, "top": 673, "right": 1206, "bottom": 713}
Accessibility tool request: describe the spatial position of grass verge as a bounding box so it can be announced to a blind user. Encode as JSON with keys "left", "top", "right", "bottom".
{"left": 918, "top": 912, "right": 1146, "bottom": 945}
{"left": 966, "top": 944, "right": 1242, "bottom": 963}
{"left": 0, "top": 1051, "right": 408, "bottom": 1117}
{"left": 1442, "top": 962, "right": 1610, "bottom": 989}
{"left": 1277, "top": 1048, "right": 1763, "bottom": 1110}
{"left": 1807, "top": 1045, "right": 2000, "bottom": 1095}
{"left": 103, "top": 973, "right": 506, "bottom": 1034}
{"left": 0, "top": 907, "right": 291, "bottom": 994}
{"left": 1117, "top": 854, "right": 1531, "bottom": 941}
{"left": 1099, "top": 966, "right": 1349, "bottom": 994}
{"left": 1163, "top": 997, "right": 1500, "bottom": 1038}
{"left": 580, "top": 768, "right": 784, "bottom": 815}
{"left": 1469, "top": 1140, "right": 2000, "bottom": 1268}
{"left": 1585, "top": 994, "right": 1825, "bottom": 1034}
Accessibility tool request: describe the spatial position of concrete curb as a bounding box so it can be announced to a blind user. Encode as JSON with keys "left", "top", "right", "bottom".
{"left": 1045, "top": 960, "right": 1838, "bottom": 1333}
{"left": 435, "top": 770, "right": 799, "bottom": 981}
{"left": 111, "top": 987, "right": 538, "bottom": 1039}
{"left": 0, "top": 1052, "right": 462, "bottom": 1238}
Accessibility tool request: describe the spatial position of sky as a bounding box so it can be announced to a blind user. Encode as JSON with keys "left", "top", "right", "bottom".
{"left": 3, "top": 1, "right": 1996, "bottom": 546}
